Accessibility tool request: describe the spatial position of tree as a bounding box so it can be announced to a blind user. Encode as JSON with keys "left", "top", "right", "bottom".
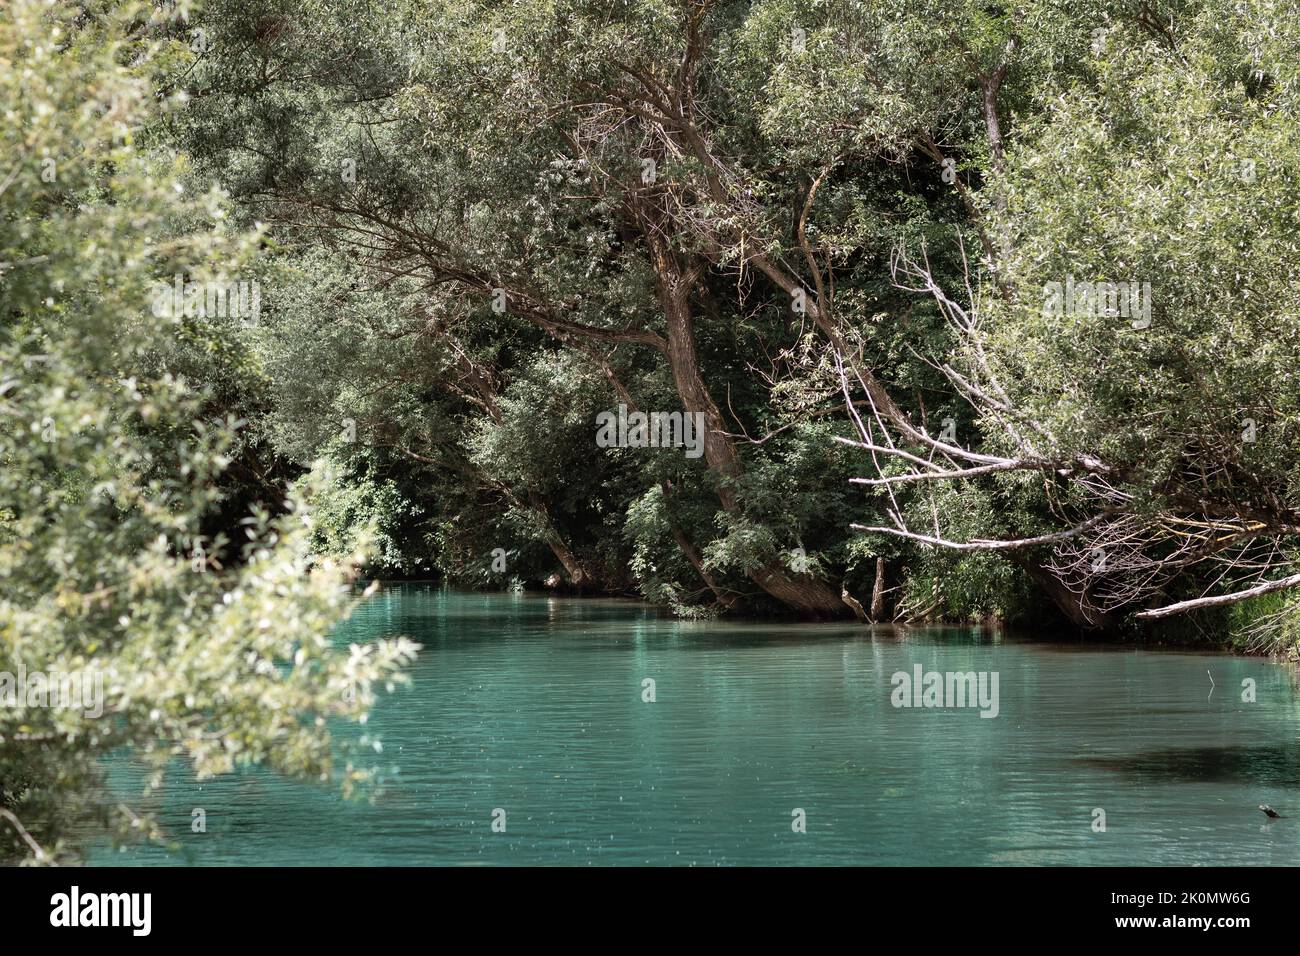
{"left": 167, "top": 0, "right": 978, "bottom": 617}
{"left": 0, "top": 0, "right": 415, "bottom": 864}
{"left": 837, "top": 0, "right": 1300, "bottom": 636}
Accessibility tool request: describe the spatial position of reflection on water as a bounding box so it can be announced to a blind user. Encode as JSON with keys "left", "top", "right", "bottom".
{"left": 1080, "top": 743, "right": 1300, "bottom": 787}
{"left": 90, "top": 586, "right": 1300, "bottom": 866}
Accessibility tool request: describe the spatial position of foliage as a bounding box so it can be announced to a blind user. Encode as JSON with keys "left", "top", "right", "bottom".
{"left": 0, "top": 0, "right": 415, "bottom": 864}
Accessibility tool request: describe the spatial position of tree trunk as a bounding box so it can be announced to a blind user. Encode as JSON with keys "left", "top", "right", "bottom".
{"left": 841, "top": 586, "right": 869, "bottom": 621}
{"left": 1011, "top": 554, "right": 1116, "bottom": 631}
{"left": 651, "top": 246, "right": 849, "bottom": 616}
{"left": 870, "top": 557, "right": 886, "bottom": 621}
{"left": 431, "top": 337, "right": 596, "bottom": 591}
{"left": 526, "top": 491, "right": 590, "bottom": 589}
{"left": 665, "top": 505, "right": 736, "bottom": 609}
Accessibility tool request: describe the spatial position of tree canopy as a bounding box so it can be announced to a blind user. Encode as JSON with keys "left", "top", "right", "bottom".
{"left": 158, "top": 0, "right": 1300, "bottom": 634}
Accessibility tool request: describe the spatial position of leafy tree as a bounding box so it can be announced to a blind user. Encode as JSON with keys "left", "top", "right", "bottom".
{"left": 838, "top": 0, "right": 1300, "bottom": 640}
{"left": 165, "top": 0, "right": 979, "bottom": 617}
{"left": 0, "top": 0, "right": 414, "bottom": 864}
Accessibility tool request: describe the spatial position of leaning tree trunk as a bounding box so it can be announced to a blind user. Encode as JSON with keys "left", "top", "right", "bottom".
{"left": 526, "top": 491, "right": 591, "bottom": 589}
{"left": 434, "top": 338, "right": 599, "bottom": 591}
{"left": 1011, "top": 554, "right": 1117, "bottom": 631}
{"left": 662, "top": 490, "right": 736, "bottom": 609}
{"left": 653, "top": 249, "right": 850, "bottom": 617}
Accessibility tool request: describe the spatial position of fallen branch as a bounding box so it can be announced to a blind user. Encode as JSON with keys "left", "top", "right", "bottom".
{"left": 1135, "top": 571, "right": 1300, "bottom": 620}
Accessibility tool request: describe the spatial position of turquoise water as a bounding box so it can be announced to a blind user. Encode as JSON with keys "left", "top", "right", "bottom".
{"left": 90, "top": 586, "right": 1300, "bottom": 865}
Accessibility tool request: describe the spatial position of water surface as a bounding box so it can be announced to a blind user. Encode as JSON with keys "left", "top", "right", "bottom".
{"left": 91, "top": 586, "right": 1300, "bottom": 865}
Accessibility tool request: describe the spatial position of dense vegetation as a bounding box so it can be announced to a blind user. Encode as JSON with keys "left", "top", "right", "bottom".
{"left": 163, "top": 0, "right": 1300, "bottom": 633}
{"left": 3, "top": 0, "right": 1299, "bottom": 861}
{"left": 0, "top": 0, "right": 416, "bottom": 864}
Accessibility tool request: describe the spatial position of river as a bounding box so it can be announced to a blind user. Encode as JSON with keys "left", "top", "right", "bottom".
{"left": 89, "top": 586, "right": 1300, "bottom": 865}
